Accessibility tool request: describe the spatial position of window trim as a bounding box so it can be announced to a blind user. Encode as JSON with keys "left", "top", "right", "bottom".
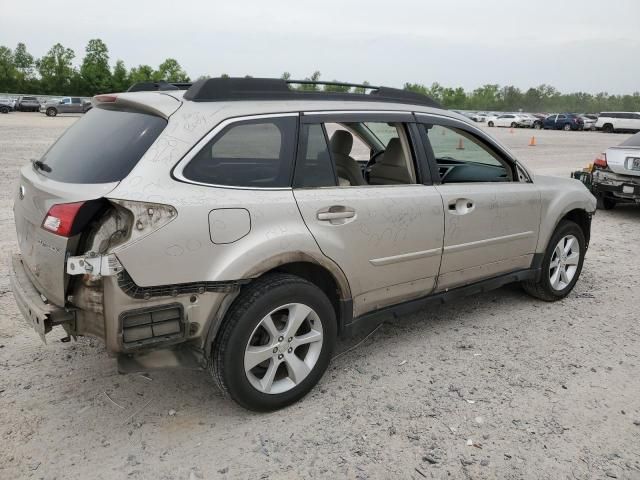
{"left": 415, "top": 112, "right": 532, "bottom": 184}
{"left": 172, "top": 112, "right": 299, "bottom": 190}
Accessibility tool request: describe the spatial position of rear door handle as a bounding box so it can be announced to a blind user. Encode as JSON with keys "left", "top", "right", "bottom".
{"left": 316, "top": 206, "right": 356, "bottom": 224}
{"left": 317, "top": 211, "right": 355, "bottom": 220}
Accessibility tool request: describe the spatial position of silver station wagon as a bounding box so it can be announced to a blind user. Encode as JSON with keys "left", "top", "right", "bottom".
{"left": 10, "top": 78, "right": 596, "bottom": 410}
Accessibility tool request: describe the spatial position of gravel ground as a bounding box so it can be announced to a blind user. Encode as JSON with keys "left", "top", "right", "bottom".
{"left": 1, "top": 113, "right": 639, "bottom": 480}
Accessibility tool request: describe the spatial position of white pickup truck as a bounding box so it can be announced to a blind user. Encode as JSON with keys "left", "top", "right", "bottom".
{"left": 590, "top": 132, "right": 640, "bottom": 209}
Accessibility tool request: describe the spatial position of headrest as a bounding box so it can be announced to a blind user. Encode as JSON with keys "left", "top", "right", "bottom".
{"left": 329, "top": 130, "right": 353, "bottom": 156}
{"left": 380, "top": 138, "right": 405, "bottom": 167}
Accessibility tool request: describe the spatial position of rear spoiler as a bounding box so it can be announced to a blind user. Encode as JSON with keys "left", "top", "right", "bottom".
{"left": 127, "top": 81, "right": 192, "bottom": 92}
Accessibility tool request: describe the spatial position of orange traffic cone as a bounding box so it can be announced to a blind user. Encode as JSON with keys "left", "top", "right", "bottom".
{"left": 456, "top": 138, "right": 465, "bottom": 150}
{"left": 529, "top": 136, "right": 536, "bottom": 147}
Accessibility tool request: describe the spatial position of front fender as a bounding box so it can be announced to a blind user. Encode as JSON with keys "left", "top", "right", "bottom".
{"left": 535, "top": 175, "right": 596, "bottom": 253}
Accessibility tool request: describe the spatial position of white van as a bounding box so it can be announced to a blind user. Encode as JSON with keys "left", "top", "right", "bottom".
{"left": 595, "top": 112, "right": 640, "bottom": 133}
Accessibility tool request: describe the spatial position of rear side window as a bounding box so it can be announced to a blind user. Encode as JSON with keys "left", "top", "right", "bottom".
{"left": 182, "top": 116, "right": 297, "bottom": 187}
{"left": 39, "top": 107, "right": 166, "bottom": 184}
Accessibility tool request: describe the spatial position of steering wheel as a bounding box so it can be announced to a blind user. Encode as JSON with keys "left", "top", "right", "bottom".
{"left": 364, "top": 150, "right": 385, "bottom": 182}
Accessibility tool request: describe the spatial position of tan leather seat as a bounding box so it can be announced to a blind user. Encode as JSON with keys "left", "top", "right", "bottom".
{"left": 368, "top": 138, "right": 412, "bottom": 185}
{"left": 329, "top": 130, "right": 366, "bottom": 186}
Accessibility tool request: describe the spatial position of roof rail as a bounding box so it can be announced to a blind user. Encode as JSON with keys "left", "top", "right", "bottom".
{"left": 127, "top": 80, "right": 192, "bottom": 92}
{"left": 182, "top": 77, "right": 441, "bottom": 108}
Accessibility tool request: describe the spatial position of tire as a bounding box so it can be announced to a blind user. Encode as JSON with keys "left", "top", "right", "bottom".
{"left": 522, "top": 220, "right": 586, "bottom": 301}
{"left": 211, "top": 273, "right": 337, "bottom": 411}
{"left": 596, "top": 194, "right": 616, "bottom": 210}
{"left": 0, "top": 106, "right": 8, "bottom": 114}
{"left": 510, "top": 122, "right": 517, "bottom": 128}
{"left": 563, "top": 123, "right": 571, "bottom": 131}
{"left": 488, "top": 121, "right": 494, "bottom": 127}
{"left": 602, "top": 123, "right": 614, "bottom": 133}
{"left": 534, "top": 123, "right": 542, "bottom": 130}
{"left": 46, "top": 108, "right": 57, "bottom": 117}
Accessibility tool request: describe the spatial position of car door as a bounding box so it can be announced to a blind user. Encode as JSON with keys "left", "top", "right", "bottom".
{"left": 70, "top": 98, "right": 82, "bottom": 113}
{"left": 59, "top": 97, "right": 71, "bottom": 113}
{"left": 415, "top": 113, "right": 541, "bottom": 291}
{"left": 292, "top": 111, "right": 444, "bottom": 317}
{"left": 495, "top": 115, "right": 508, "bottom": 127}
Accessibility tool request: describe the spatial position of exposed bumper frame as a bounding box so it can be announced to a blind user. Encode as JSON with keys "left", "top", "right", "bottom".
{"left": 9, "top": 254, "right": 75, "bottom": 342}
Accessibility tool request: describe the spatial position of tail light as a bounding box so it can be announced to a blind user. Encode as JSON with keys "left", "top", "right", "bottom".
{"left": 42, "top": 202, "right": 86, "bottom": 237}
{"left": 93, "top": 94, "right": 118, "bottom": 103}
{"left": 42, "top": 200, "right": 106, "bottom": 237}
{"left": 594, "top": 153, "right": 608, "bottom": 169}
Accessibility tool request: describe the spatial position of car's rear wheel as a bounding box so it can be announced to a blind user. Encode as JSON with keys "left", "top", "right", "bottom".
{"left": 534, "top": 122, "right": 542, "bottom": 130}
{"left": 46, "top": 108, "right": 57, "bottom": 117}
{"left": 488, "top": 121, "right": 494, "bottom": 127}
{"left": 563, "top": 123, "right": 571, "bottom": 131}
{"left": 602, "top": 123, "right": 614, "bottom": 133}
{"left": 0, "top": 106, "right": 8, "bottom": 114}
{"left": 510, "top": 122, "right": 517, "bottom": 128}
{"left": 596, "top": 194, "right": 616, "bottom": 210}
{"left": 211, "top": 273, "right": 337, "bottom": 411}
{"left": 522, "top": 220, "right": 585, "bottom": 301}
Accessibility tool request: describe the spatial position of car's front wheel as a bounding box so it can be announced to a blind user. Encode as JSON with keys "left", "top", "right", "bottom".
{"left": 46, "top": 108, "right": 57, "bottom": 117}
{"left": 522, "top": 220, "right": 585, "bottom": 301}
{"left": 488, "top": 121, "right": 494, "bottom": 127}
{"left": 211, "top": 273, "right": 337, "bottom": 411}
{"left": 0, "top": 106, "right": 8, "bottom": 114}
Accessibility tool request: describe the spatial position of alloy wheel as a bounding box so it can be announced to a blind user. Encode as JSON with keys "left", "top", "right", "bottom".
{"left": 244, "top": 303, "right": 323, "bottom": 394}
{"left": 549, "top": 234, "right": 580, "bottom": 291}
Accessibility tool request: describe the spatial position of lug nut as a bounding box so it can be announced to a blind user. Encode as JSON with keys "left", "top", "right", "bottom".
{"left": 288, "top": 337, "right": 293, "bottom": 342}
{"left": 287, "top": 347, "right": 293, "bottom": 353}
{"left": 273, "top": 347, "right": 278, "bottom": 353}
{"left": 278, "top": 336, "right": 284, "bottom": 342}
{"left": 278, "top": 354, "right": 284, "bottom": 360}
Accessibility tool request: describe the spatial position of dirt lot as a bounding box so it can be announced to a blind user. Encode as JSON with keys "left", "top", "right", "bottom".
{"left": 1, "top": 113, "right": 639, "bottom": 480}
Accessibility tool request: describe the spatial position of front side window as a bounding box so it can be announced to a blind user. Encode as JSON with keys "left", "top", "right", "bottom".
{"left": 424, "top": 124, "right": 512, "bottom": 183}
{"left": 183, "top": 116, "right": 297, "bottom": 188}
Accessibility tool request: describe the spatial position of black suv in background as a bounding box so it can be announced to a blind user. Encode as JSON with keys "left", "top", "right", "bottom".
{"left": 15, "top": 96, "right": 41, "bottom": 112}
{"left": 543, "top": 113, "right": 585, "bottom": 131}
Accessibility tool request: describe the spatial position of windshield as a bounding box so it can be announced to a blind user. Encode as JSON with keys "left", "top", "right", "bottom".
{"left": 39, "top": 107, "right": 166, "bottom": 183}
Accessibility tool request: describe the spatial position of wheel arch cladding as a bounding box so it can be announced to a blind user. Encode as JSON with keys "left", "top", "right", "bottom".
{"left": 561, "top": 209, "right": 591, "bottom": 248}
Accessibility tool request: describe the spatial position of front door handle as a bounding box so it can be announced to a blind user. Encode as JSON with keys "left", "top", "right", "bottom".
{"left": 316, "top": 206, "right": 356, "bottom": 224}
{"left": 448, "top": 198, "right": 475, "bottom": 215}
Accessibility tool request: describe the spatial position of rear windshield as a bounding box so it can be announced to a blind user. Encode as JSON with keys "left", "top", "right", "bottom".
{"left": 39, "top": 107, "right": 166, "bottom": 184}
{"left": 620, "top": 132, "right": 640, "bottom": 147}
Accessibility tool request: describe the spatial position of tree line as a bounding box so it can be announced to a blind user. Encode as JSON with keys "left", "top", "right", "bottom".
{"left": 1, "top": 39, "right": 639, "bottom": 113}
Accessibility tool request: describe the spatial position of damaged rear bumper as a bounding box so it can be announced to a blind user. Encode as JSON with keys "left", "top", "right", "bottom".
{"left": 593, "top": 170, "right": 640, "bottom": 203}
{"left": 9, "top": 254, "right": 75, "bottom": 342}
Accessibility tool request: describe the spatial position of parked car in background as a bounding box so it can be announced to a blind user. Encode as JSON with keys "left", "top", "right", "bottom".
{"left": 543, "top": 113, "right": 584, "bottom": 131}
{"left": 41, "top": 97, "right": 93, "bottom": 117}
{"left": 519, "top": 113, "right": 541, "bottom": 129}
{"left": 576, "top": 131, "right": 640, "bottom": 209}
{"left": 9, "top": 77, "right": 596, "bottom": 411}
{"left": 15, "top": 96, "right": 41, "bottom": 112}
{"left": 0, "top": 97, "right": 14, "bottom": 114}
{"left": 487, "top": 113, "right": 531, "bottom": 128}
{"left": 579, "top": 115, "right": 597, "bottom": 131}
{"left": 595, "top": 112, "right": 640, "bottom": 133}
{"left": 471, "top": 112, "right": 489, "bottom": 122}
